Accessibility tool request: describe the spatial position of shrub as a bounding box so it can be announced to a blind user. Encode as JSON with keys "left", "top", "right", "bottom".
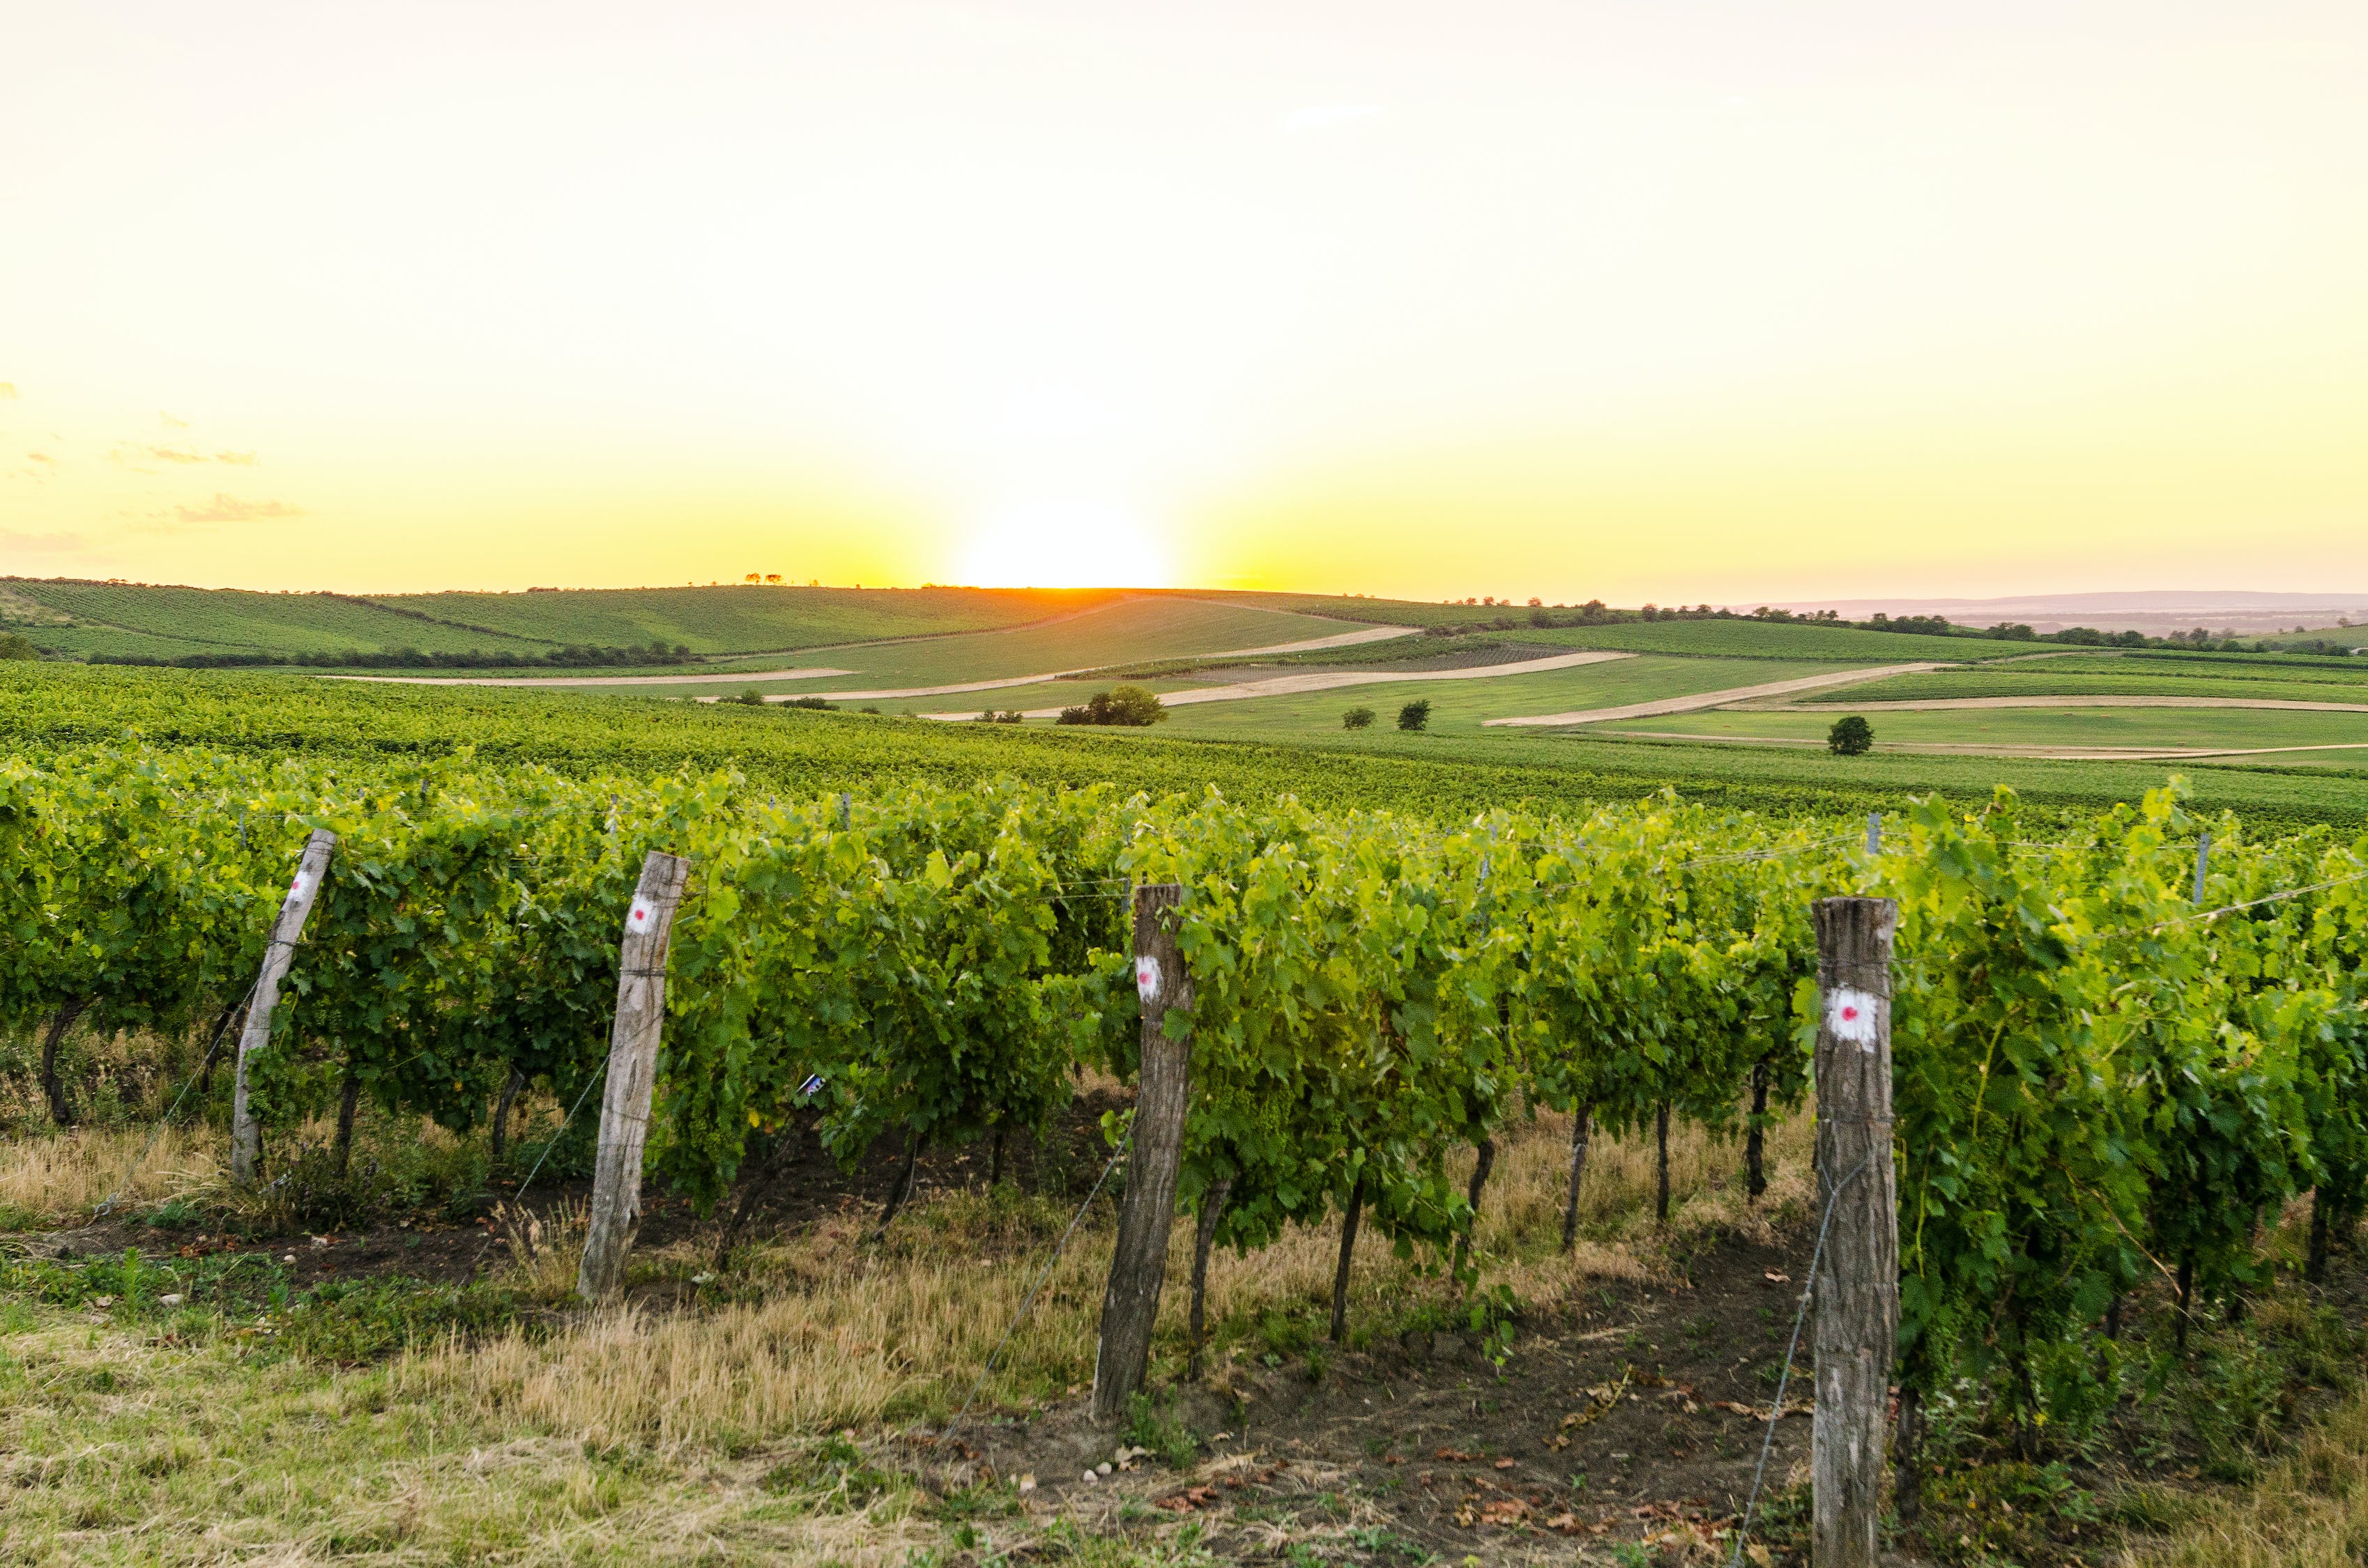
{"left": 1054, "top": 685, "right": 1167, "bottom": 727}
{"left": 733, "top": 687, "right": 767, "bottom": 706}
{"left": 781, "top": 696, "right": 833, "bottom": 710}
{"left": 1396, "top": 699, "right": 1432, "bottom": 732}
{"left": 1826, "top": 714, "right": 1873, "bottom": 755}
{"left": 0, "top": 631, "right": 38, "bottom": 661}
{"left": 1341, "top": 706, "right": 1375, "bottom": 730}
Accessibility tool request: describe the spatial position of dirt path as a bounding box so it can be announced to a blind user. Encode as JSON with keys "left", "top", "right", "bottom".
{"left": 922, "top": 650, "right": 1636, "bottom": 720}
{"left": 1483, "top": 663, "right": 1946, "bottom": 728}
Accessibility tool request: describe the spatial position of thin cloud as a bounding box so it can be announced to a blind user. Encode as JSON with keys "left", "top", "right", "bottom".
{"left": 0, "top": 530, "right": 86, "bottom": 553}
{"left": 0, "top": 383, "right": 18, "bottom": 399}
{"left": 174, "top": 493, "right": 306, "bottom": 525}
{"left": 213, "top": 449, "right": 258, "bottom": 465}
{"left": 26, "top": 451, "right": 55, "bottom": 464}
{"left": 159, "top": 410, "right": 188, "bottom": 427}
{"left": 110, "top": 443, "right": 213, "bottom": 468}
{"left": 1282, "top": 104, "right": 1382, "bottom": 133}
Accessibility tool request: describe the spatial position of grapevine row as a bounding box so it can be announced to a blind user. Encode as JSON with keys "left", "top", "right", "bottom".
{"left": 3, "top": 745, "right": 2365, "bottom": 1452}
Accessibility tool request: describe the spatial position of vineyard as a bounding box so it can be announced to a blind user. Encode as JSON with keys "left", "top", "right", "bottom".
{"left": 7, "top": 739, "right": 2368, "bottom": 1537}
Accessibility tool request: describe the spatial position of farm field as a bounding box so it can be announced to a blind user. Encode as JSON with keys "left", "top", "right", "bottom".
{"left": 1109, "top": 655, "right": 1857, "bottom": 733}
{"left": 0, "top": 580, "right": 1136, "bottom": 663}
{"left": 8, "top": 663, "right": 2368, "bottom": 828}
{"left": 356, "top": 584, "right": 1124, "bottom": 654}
{"left": 6, "top": 583, "right": 521, "bottom": 657}
{"left": 1597, "top": 705, "right": 2368, "bottom": 760}
{"left": 465, "top": 597, "right": 1390, "bottom": 693}
{"left": 1813, "top": 666, "right": 2368, "bottom": 706}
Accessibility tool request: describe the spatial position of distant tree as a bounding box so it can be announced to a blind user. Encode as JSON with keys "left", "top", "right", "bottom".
{"left": 1342, "top": 705, "right": 1375, "bottom": 730}
{"left": 783, "top": 696, "right": 833, "bottom": 710}
{"left": 1397, "top": 698, "right": 1432, "bottom": 732}
{"left": 0, "top": 631, "right": 38, "bottom": 661}
{"left": 995, "top": 709, "right": 1024, "bottom": 724}
{"left": 1827, "top": 715, "right": 1874, "bottom": 756}
{"left": 1055, "top": 684, "right": 1168, "bottom": 727}
{"left": 733, "top": 687, "right": 767, "bottom": 706}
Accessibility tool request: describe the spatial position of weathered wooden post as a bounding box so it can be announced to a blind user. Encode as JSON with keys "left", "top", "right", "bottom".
{"left": 577, "top": 850, "right": 692, "bottom": 1302}
{"left": 1812, "top": 896, "right": 1900, "bottom": 1568}
{"left": 230, "top": 829, "right": 337, "bottom": 1183}
{"left": 1092, "top": 883, "right": 1192, "bottom": 1422}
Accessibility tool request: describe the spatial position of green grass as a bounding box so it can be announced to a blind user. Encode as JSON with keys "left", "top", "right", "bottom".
{"left": 519, "top": 597, "right": 1376, "bottom": 693}
{"left": 1511, "top": 618, "right": 2025, "bottom": 662}
{"left": 358, "top": 585, "right": 1122, "bottom": 656}
{"left": 10, "top": 663, "right": 2368, "bottom": 829}
{"left": 10, "top": 584, "right": 527, "bottom": 657}
{"left": 1598, "top": 705, "right": 2368, "bottom": 755}
{"left": 1803, "top": 670, "right": 2368, "bottom": 705}
{"left": 2, "top": 581, "right": 1148, "bottom": 663}
{"left": 1143, "top": 656, "right": 1861, "bottom": 736}
{"left": 2010, "top": 651, "right": 2368, "bottom": 684}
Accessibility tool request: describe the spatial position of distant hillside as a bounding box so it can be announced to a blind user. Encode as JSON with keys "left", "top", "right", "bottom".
{"left": 0, "top": 580, "right": 1131, "bottom": 664}
{"left": 1775, "top": 590, "right": 2368, "bottom": 638}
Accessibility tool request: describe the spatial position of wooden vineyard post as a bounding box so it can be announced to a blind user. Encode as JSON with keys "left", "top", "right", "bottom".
{"left": 1092, "top": 883, "right": 1193, "bottom": 1423}
{"left": 230, "top": 829, "right": 337, "bottom": 1183}
{"left": 577, "top": 851, "right": 692, "bottom": 1303}
{"left": 1811, "top": 896, "right": 1900, "bottom": 1568}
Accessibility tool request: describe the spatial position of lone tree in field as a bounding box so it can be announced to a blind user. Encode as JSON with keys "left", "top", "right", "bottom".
{"left": 1054, "top": 684, "right": 1168, "bottom": 727}
{"left": 1398, "top": 698, "right": 1432, "bottom": 732}
{"left": 1827, "top": 714, "right": 1874, "bottom": 755}
{"left": 1342, "top": 705, "right": 1375, "bottom": 730}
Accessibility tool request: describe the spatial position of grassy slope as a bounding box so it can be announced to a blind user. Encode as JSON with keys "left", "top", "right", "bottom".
{"left": 534, "top": 599, "right": 1373, "bottom": 693}
{"left": 1, "top": 581, "right": 1140, "bottom": 662}
{"left": 8, "top": 664, "right": 2368, "bottom": 829}
{"left": 1601, "top": 705, "right": 2368, "bottom": 754}
{"left": 10, "top": 583, "right": 521, "bottom": 656}
{"left": 1815, "top": 670, "right": 2368, "bottom": 705}
{"left": 1142, "top": 656, "right": 1857, "bottom": 735}
{"left": 362, "top": 585, "right": 1125, "bottom": 656}
{"left": 1512, "top": 619, "right": 2024, "bottom": 662}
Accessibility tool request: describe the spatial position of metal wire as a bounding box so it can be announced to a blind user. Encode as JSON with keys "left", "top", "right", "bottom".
{"left": 948, "top": 1133, "right": 1133, "bottom": 1429}
{"left": 1727, "top": 1153, "right": 1873, "bottom": 1568}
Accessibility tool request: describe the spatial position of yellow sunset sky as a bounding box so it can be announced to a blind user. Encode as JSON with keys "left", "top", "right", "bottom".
{"left": 3, "top": 2, "right": 2363, "bottom": 603}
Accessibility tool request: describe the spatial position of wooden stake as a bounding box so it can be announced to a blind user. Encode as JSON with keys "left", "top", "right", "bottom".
{"left": 1091, "top": 883, "right": 1193, "bottom": 1423}
{"left": 230, "top": 829, "right": 337, "bottom": 1183}
{"left": 1560, "top": 1103, "right": 1591, "bottom": 1252}
{"left": 1188, "top": 1176, "right": 1232, "bottom": 1383}
{"left": 1811, "top": 896, "right": 1900, "bottom": 1568}
{"left": 577, "top": 850, "right": 692, "bottom": 1303}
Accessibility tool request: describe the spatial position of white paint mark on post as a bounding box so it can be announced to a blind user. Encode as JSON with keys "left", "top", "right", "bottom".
{"left": 1826, "top": 987, "right": 1880, "bottom": 1047}
{"left": 1136, "top": 954, "right": 1162, "bottom": 1004}
{"left": 626, "top": 895, "right": 655, "bottom": 934}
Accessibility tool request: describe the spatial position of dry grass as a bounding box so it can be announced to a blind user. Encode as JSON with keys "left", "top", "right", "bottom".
{"left": 388, "top": 1105, "right": 1814, "bottom": 1459}
{"left": 0, "top": 1098, "right": 1813, "bottom": 1563}
{"left": 0, "top": 1120, "right": 226, "bottom": 1219}
{"left": 2132, "top": 1391, "right": 2368, "bottom": 1567}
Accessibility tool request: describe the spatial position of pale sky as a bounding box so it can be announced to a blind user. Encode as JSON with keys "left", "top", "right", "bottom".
{"left": 3, "top": 2, "right": 2364, "bottom": 602}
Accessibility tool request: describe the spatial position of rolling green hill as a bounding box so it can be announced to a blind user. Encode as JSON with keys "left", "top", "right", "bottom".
{"left": 357, "top": 585, "right": 1125, "bottom": 655}
{"left": 0, "top": 580, "right": 1129, "bottom": 663}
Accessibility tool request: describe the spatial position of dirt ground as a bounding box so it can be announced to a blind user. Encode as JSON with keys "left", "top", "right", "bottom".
{"left": 928, "top": 1229, "right": 1829, "bottom": 1565}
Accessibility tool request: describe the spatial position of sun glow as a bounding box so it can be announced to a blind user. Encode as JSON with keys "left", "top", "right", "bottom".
{"left": 952, "top": 499, "right": 1172, "bottom": 591}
